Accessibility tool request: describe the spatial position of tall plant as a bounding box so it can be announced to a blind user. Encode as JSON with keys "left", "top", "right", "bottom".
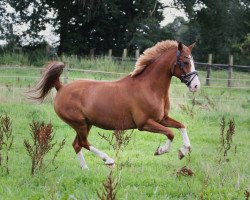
{"left": 218, "top": 116, "right": 236, "bottom": 162}
{"left": 23, "top": 121, "right": 65, "bottom": 175}
{"left": 0, "top": 113, "right": 14, "bottom": 174}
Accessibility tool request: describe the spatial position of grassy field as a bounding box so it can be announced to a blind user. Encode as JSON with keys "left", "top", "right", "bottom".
{"left": 0, "top": 64, "right": 249, "bottom": 199}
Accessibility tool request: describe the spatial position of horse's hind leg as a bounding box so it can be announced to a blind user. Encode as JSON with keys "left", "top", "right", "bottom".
{"left": 89, "top": 146, "right": 115, "bottom": 166}
{"left": 72, "top": 125, "right": 90, "bottom": 170}
{"left": 160, "top": 116, "right": 191, "bottom": 159}
{"left": 141, "top": 119, "right": 175, "bottom": 156}
{"left": 73, "top": 123, "right": 115, "bottom": 170}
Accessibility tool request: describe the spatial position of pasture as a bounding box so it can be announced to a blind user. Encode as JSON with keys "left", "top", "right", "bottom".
{"left": 0, "top": 61, "right": 249, "bottom": 199}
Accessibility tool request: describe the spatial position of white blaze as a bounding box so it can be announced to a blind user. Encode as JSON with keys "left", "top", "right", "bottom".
{"left": 189, "top": 55, "right": 200, "bottom": 92}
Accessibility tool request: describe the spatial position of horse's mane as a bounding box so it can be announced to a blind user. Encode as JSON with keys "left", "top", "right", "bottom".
{"left": 130, "top": 40, "right": 178, "bottom": 77}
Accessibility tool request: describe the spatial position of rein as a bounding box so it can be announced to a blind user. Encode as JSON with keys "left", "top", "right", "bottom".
{"left": 174, "top": 50, "right": 198, "bottom": 87}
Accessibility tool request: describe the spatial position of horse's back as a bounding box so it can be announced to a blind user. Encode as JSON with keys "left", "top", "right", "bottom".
{"left": 54, "top": 79, "right": 136, "bottom": 130}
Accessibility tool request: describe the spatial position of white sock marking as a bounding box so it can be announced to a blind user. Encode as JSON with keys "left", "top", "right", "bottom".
{"left": 179, "top": 128, "right": 191, "bottom": 147}
{"left": 77, "top": 151, "right": 88, "bottom": 170}
{"left": 157, "top": 140, "right": 172, "bottom": 154}
{"left": 89, "top": 146, "right": 114, "bottom": 165}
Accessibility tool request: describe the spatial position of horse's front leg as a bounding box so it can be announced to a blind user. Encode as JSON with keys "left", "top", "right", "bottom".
{"left": 141, "top": 119, "right": 174, "bottom": 155}
{"left": 160, "top": 116, "right": 191, "bottom": 159}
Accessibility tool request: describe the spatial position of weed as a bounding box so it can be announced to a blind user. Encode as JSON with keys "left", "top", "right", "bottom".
{"left": 176, "top": 166, "right": 194, "bottom": 177}
{"left": 97, "top": 129, "right": 133, "bottom": 199}
{"left": 0, "top": 113, "right": 14, "bottom": 174}
{"left": 218, "top": 116, "right": 236, "bottom": 161}
{"left": 245, "top": 190, "right": 249, "bottom": 200}
{"left": 98, "top": 130, "right": 133, "bottom": 154}
{"left": 97, "top": 171, "right": 118, "bottom": 200}
{"left": 178, "top": 94, "right": 199, "bottom": 118}
{"left": 199, "top": 173, "right": 210, "bottom": 200}
{"left": 23, "top": 121, "right": 65, "bottom": 175}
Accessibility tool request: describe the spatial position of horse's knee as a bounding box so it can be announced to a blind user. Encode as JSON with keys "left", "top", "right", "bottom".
{"left": 73, "top": 141, "right": 81, "bottom": 154}
{"left": 82, "top": 142, "right": 90, "bottom": 150}
{"left": 167, "top": 132, "right": 174, "bottom": 141}
{"left": 73, "top": 139, "right": 90, "bottom": 152}
{"left": 78, "top": 138, "right": 90, "bottom": 150}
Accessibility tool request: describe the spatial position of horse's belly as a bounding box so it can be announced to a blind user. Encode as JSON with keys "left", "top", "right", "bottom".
{"left": 89, "top": 114, "right": 136, "bottom": 130}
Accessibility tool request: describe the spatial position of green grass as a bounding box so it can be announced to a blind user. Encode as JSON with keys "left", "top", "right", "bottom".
{"left": 0, "top": 52, "right": 135, "bottom": 72}
{"left": 0, "top": 63, "right": 249, "bottom": 199}
{"left": 0, "top": 93, "right": 249, "bottom": 199}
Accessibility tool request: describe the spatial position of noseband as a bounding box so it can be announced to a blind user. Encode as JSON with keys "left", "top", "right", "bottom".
{"left": 174, "top": 50, "right": 198, "bottom": 87}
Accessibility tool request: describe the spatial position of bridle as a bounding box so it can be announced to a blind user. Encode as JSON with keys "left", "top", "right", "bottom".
{"left": 173, "top": 50, "right": 198, "bottom": 87}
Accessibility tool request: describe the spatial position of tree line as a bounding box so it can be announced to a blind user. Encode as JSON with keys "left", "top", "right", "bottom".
{"left": 0, "top": 0, "right": 249, "bottom": 64}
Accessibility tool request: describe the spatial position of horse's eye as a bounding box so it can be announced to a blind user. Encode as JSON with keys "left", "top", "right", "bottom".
{"left": 184, "top": 62, "right": 189, "bottom": 65}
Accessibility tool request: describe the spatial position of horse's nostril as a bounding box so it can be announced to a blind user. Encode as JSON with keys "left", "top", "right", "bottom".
{"left": 194, "top": 85, "right": 198, "bottom": 88}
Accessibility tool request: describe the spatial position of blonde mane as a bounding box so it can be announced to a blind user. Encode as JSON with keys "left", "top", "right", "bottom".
{"left": 130, "top": 40, "right": 178, "bottom": 77}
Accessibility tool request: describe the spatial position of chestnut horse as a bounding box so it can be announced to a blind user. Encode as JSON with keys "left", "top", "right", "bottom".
{"left": 29, "top": 41, "right": 200, "bottom": 170}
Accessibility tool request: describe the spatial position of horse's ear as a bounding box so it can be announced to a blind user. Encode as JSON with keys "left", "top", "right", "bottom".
{"left": 188, "top": 42, "right": 196, "bottom": 51}
{"left": 178, "top": 42, "right": 183, "bottom": 52}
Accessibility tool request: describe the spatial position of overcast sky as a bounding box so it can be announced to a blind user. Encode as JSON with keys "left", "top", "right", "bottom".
{"left": 160, "top": 0, "right": 187, "bottom": 26}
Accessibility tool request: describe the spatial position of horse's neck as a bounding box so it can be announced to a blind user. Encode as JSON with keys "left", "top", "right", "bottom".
{"left": 141, "top": 52, "right": 175, "bottom": 98}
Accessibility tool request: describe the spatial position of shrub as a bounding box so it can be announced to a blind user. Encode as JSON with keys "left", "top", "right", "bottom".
{"left": 97, "top": 171, "right": 118, "bottom": 200}
{"left": 0, "top": 113, "right": 14, "bottom": 174}
{"left": 23, "top": 121, "right": 65, "bottom": 175}
{"left": 218, "top": 116, "right": 236, "bottom": 162}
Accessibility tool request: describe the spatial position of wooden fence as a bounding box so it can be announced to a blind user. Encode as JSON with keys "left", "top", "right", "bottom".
{"left": 61, "top": 51, "right": 250, "bottom": 88}
{"left": 88, "top": 47, "right": 249, "bottom": 88}
{"left": 0, "top": 52, "right": 249, "bottom": 88}
{"left": 194, "top": 54, "right": 250, "bottom": 87}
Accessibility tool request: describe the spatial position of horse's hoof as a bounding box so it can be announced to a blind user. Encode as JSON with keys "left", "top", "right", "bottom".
{"left": 178, "top": 146, "right": 191, "bottom": 160}
{"left": 154, "top": 147, "right": 160, "bottom": 156}
{"left": 154, "top": 147, "right": 169, "bottom": 156}
{"left": 106, "top": 163, "right": 115, "bottom": 169}
{"left": 178, "top": 150, "right": 185, "bottom": 160}
{"left": 81, "top": 165, "right": 89, "bottom": 171}
{"left": 105, "top": 158, "right": 115, "bottom": 167}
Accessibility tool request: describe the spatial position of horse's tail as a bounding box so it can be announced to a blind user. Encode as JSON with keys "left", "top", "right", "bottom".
{"left": 28, "top": 61, "right": 65, "bottom": 102}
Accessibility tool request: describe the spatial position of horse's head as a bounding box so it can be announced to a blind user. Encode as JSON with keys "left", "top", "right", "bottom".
{"left": 172, "top": 42, "right": 200, "bottom": 92}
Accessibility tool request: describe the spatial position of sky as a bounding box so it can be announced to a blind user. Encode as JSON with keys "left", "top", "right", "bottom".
{"left": 160, "top": 0, "right": 187, "bottom": 26}
{"left": 0, "top": 1, "right": 186, "bottom": 46}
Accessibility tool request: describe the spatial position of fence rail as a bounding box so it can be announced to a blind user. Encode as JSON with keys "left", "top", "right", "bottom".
{"left": 0, "top": 55, "right": 250, "bottom": 89}
{"left": 0, "top": 65, "right": 249, "bottom": 103}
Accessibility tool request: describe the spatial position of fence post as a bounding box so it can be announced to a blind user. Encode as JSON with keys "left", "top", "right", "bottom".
{"left": 122, "top": 49, "right": 127, "bottom": 60}
{"left": 135, "top": 49, "right": 140, "bottom": 59}
{"left": 108, "top": 49, "right": 112, "bottom": 57}
{"left": 206, "top": 54, "right": 212, "bottom": 86}
{"left": 90, "top": 48, "right": 95, "bottom": 58}
{"left": 228, "top": 55, "right": 233, "bottom": 87}
{"left": 63, "top": 66, "right": 68, "bottom": 84}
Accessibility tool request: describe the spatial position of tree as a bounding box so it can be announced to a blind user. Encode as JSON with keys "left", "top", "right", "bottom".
{"left": 0, "top": 1, "right": 20, "bottom": 49}
{"left": 8, "top": 0, "right": 166, "bottom": 55}
{"left": 174, "top": 0, "right": 250, "bottom": 63}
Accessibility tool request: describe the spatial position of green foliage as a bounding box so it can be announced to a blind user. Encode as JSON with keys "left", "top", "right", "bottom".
{"left": 0, "top": 113, "right": 14, "bottom": 174}
{"left": 6, "top": 0, "right": 166, "bottom": 55}
{"left": 0, "top": 65, "right": 249, "bottom": 198}
{"left": 174, "top": 0, "right": 250, "bottom": 63}
{"left": 23, "top": 121, "right": 66, "bottom": 175}
{"left": 232, "top": 33, "right": 250, "bottom": 64}
{"left": 97, "top": 171, "right": 118, "bottom": 200}
{"left": 0, "top": 90, "right": 249, "bottom": 199}
{"left": 218, "top": 116, "right": 236, "bottom": 161}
